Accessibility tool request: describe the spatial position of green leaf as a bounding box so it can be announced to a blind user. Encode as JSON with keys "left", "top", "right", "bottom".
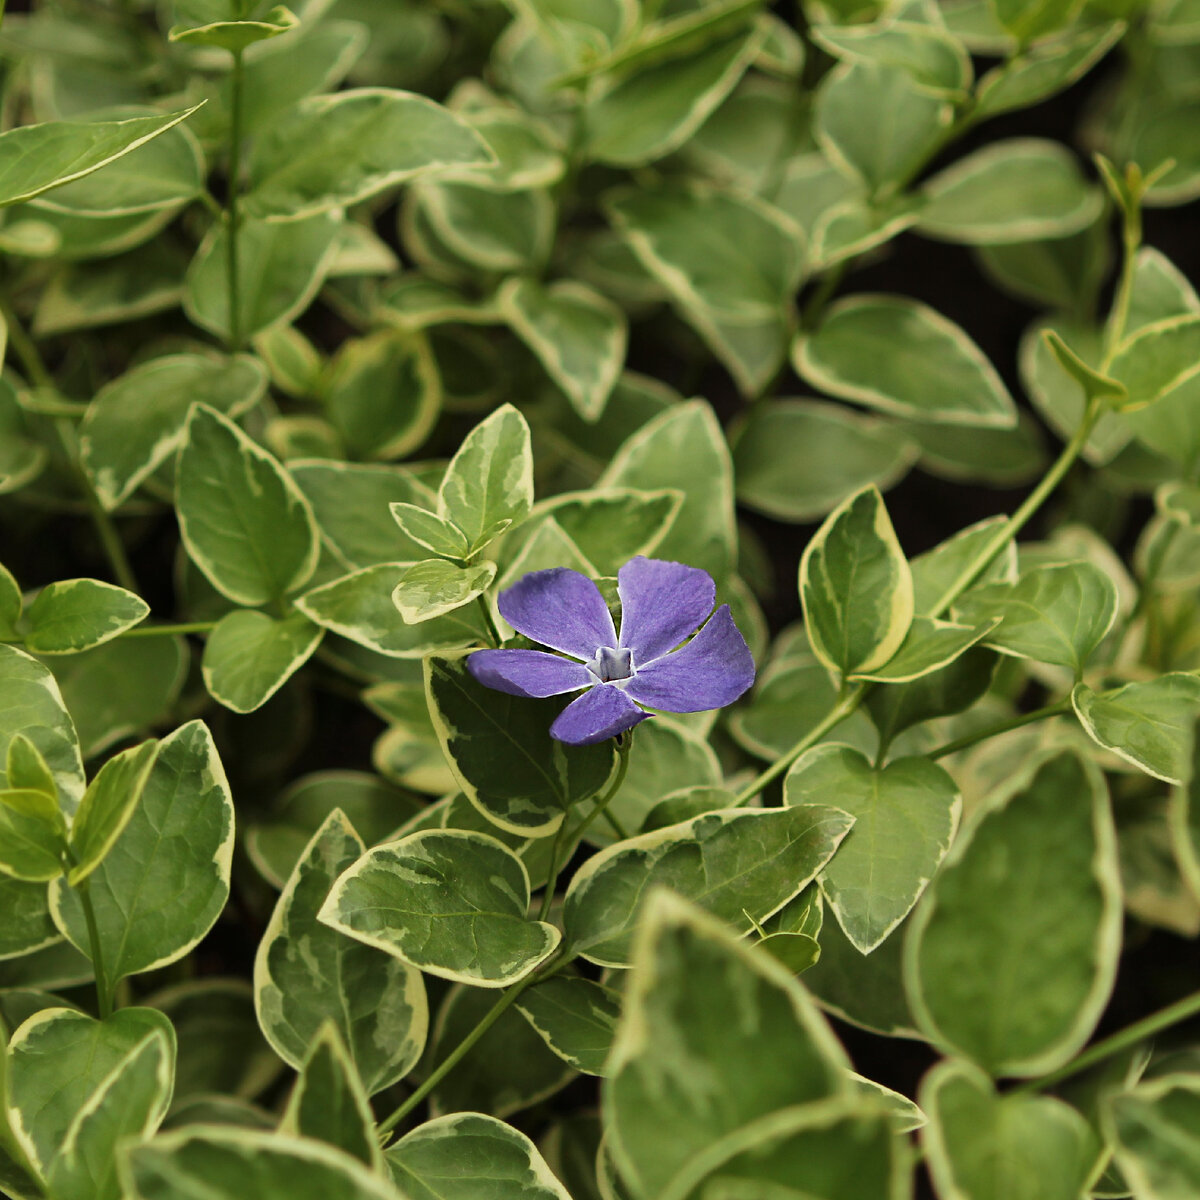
{"left": 585, "top": 25, "right": 765, "bottom": 167}
{"left": 921, "top": 1058, "right": 1094, "bottom": 1200}
{"left": 800, "top": 484, "right": 914, "bottom": 678}
{"left": 176, "top": 403, "right": 319, "bottom": 607}
{"left": 201, "top": 609, "right": 323, "bottom": 713}
{"left": 599, "top": 718, "right": 725, "bottom": 841}
{"left": 386, "top": 1112, "right": 572, "bottom": 1200}
{"left": 322, "top": 329, "right": 440, "bottom": 461}
{"left": 292, "top": 460, "right": 438, "bottom": 568}
{"left": 794, "top": 295, "right": 1018, "bottom": 427}
{"left": 392, "top": 559, "right": 496, "bottom": 623}
{"left": 388, "top": 504, "right": 472, "bottom": 560}
{"left": 428, "top": 984, "right": 575, "bottom": 1119}
{"left": 563, "top": 805, "right": 853, "bottom": 966}
{"left": 510, "top": 488, "right": 681, "bottom": 580}
{"left": 66, "top": 738, "right": 159, "bottom": 886}
{"left": 29, "top": 108, "right": 202, "bottom": 218}
{"left": 438, "top": 404, "right": 534, "bottom": 553}
{"left": 124, "top": 1129, "right": 404, "bottom": 1200}
{"left": 1072, "top": 674, "right": 1200, "bottom": 785}
{"left": 0, "top": 645, "right": 86, "bottom": 810}
{"left": 23, "top": 579, "right": 148, "bottom": 655}
{"left": 851, "top": 616, "right": 996, "bottom": 683}
{"left": 425, "top": 653, "right": 614, "bottom": 836}
{"left": 246, "top": 769, "right": 423, "bottom": 888}
{"left": 412, "top": 180, "right": 553, "bottom": 274}
{"left": 499, "top": 278, "right": 627, "bottom": 421}
{"left": 32, "top": 240, "right": 187, "bottom": 337}
{"left": 785, "top": 746, "right": 960, "bottom": 953}
{"left": 279, "top": 1025, "right": 382, "bottom": 1172}
{"left": 515, "top": 977, "right": 623, "bottom": 1076}
{"left": 973, "top": 22, "right": 1123, "bottom": 117}
{"left": 80, "top": 354, "right": 268, "bottom": 511}
{"left": 185, "top": 210, "right": 342, "bottom": 343}
{"left": 659, "top": 1097, "right": 909, "bottom": 1200}
{"left": 603, "top": 891, "right": 852, "bottom": 1200}
{"left": 1109, "top": 314, "right": 1200, "bottom": 413}
{"left": 1170, "top": 716, "right": 1200, "bottom": 903}
{"left": 815, "top": 60, "right": 951, "bottom": 193}
{"left": 0, "top": 562, "right": 20, "bottom": 639}
{"left": 988, "top": 0, "right": 1080, "bottom": 44}
{"left": 1019, "top": 320, "right": 1129, "bottom": 466}
{"left": 0, "top": 790, "right": 65, "bottom": 881}
{"left": 170, "top": 4, "right": 298, "bottom": 50}
{"left": 904, "top": 750, "right": 1121, "bottom": 1076}
{"left": 48, "top": 637, "right": 187, "bottom": 761}
{"left": 319, "top": 829, "right": 560, "bottom": 986}
{"left": 732, "top": 399, "right": 918, "bottom": 523}
{"left": 0, "top": 107, "right": 202, "bottom": 208}
{"left": 953, "top": 561, "right": 1119, "bottom": 673}
{"left": 916, "top": 139, "right": 1102, "bottom": 244}
{"left": 730, "top": 655, "right": 879, "bottom": 763}
{"left": 977, "top": 218, "right": 1112, "bottom": 314}
{"left": 804, "top": 907, "right": 923, "bottom": 1039}
{"left": 1041, "top": 327, "right": 1127, "bottom": 405}
{"left": 49, "top": 721, "right": 233, "bottom": 985}
{"left": 7, "top": 1006, "right": 175, "bottom": 1173}
{"left": 605, "top": 185, "right": 804, "bottom": 396}
{"left": 598, "top": 400, "right": 736, "bottom": 577}
{"left": 254, "top": 809, "right": 428, "bottom": 1095}
{"left": 46, "top": 1030, "right": 174, "bottom": 1200}
{"left": 245, "top": 87, "right": 493, "bottom": 220}
{"left": 295, "top": 564, "right": 485, "bottom": 657}
{"left": 6, "top": 735, "right": 56, "bottom": 800}
{"left": 813, "top": 17, "right": 972, "bottom": 96}
{"left": 1105, "top": 1074, "right": 1200, "bottom": 1199}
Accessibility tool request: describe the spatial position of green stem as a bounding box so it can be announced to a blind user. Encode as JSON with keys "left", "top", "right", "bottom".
{"left": 0, "top": 294, "right": 139, "bottom": 591}
{"left": 927, "top": 697, "right": 1073, "bottom": 761}
{"left": 54, "top": 418, "right": 139, "bottom": 593}
{"left": 801, "top": 260, "right": 847, "bottom": 329}
{"left": 536, "top": 735, "right": 634, "bottom": 920}
{"left": 924, "top": 397, "right": 1106, "bottom": 620}
{"left": 735, "top": 396, "right": 1106, "bottom": 807}
{"left": 602, "top": 807, "right": 629, "bottom": 841}
{"left": 65, "top": 855, "right": 112, "bottom": 1019}
{"left": 733, "top": 687, "right": 865, "bottom": 807}
{"left": 120, "top": 620, "right": 219, "bottom": 639}
{"left": 476, "top": 595, "right": 503, "bottom": 648}
{"left": 377, "top": 959, "right": 554, "bottom": 1135}
{"left": 1013, "top": 987, "right": 1200, "bottom": 1096}
{"left": 226, "top": 47, "right": 245, "bottom": 352}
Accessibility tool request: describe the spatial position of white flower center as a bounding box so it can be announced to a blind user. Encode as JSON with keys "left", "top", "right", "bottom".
{"left": 587, "top": 646, "right": 634, "bottom": 683}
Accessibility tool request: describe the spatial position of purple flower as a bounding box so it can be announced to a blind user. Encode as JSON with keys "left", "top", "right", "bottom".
{"left": 467, "top": 556, "right": 756, "bottom": 745}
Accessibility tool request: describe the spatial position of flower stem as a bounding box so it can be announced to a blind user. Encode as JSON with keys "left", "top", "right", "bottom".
{"left": 226, "top": 46, "right": 246, "bottom": 352}
{"left": 537, "top": 734, "right": 633, "bottom": 922}
{"left": 926, "top": 697, "right": 1073, "bottom": 761}
{"left": 376, "top": 957, "right": 556, "bottom": 1136}
{"left": 1012, "top": 987, "right": 1200, "bottom": 1096}
{"left": 476, "top": 595, "right": 503, "bottom": 648}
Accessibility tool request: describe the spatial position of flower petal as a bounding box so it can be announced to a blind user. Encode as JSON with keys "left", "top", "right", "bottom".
{"left": 618, "top": 556, "right": 716, "bottom": 663}
{"left": 498, "top": 568, "right": 617, "bottom": 659}
{"left": 467, "top": 649, "right": 595, "bottom": 698}
{"left": 624, "top": 605, "right": 755, "bottom": 713}
{"left": 550, "top": 683, "right": 651, "bottom": 745}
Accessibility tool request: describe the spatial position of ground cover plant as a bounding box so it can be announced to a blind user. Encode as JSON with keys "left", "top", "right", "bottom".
{"left": 4, "top": 0, "right": 1200, "bottom": 1196}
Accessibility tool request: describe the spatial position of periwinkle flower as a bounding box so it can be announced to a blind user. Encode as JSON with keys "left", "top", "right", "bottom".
{"left": 467, "top": 556, "right": 756, "bottom": 745}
